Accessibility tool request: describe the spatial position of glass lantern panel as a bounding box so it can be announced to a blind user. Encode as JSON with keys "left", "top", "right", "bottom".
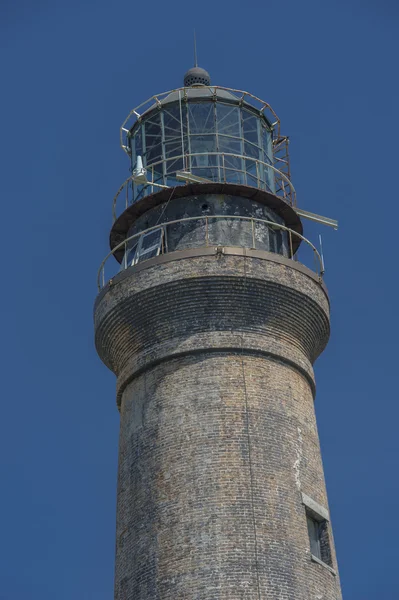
{"left": 217, "top": 135, "right": 241, "bottom": 156}
{"left": 261, "top": 125, "right": 272, "bottom": 161}
{"left": 244, "top": 141, "right": 261, "bottom": 160}
{"left": 216, "top": 104, "right": 241, "bottom": 138}
{"left": 164, "top": 138, "right": 182, "bottom": 158}
{"left": 242, "top": 109, "right": 259, "bottom": 145}
{"left": 246, "top": 157, "right": 258, "bottom": 173}
{"left": 223, "top": 153, "right": 243, "bottom": 173}
{"left": 146, "top": 143, "right": 163, "bottom": 166}
{"left": 163, "top": 105, "right": 184, "bottom": 141}
{"left": 165, "top": 139, "right": 184, "bottom": 173}
{"left": 188, "top": 103, "right": 215, "bottom": 134}
{"left": 131, "top": 127, "right": 142, "bottom": 167}
{"left": 133, "top": 183, "right": 145, "bottom": 202}
{"left": 246, "top": 173, "right": 258, "bottom": 188}
{"left": 144, "top": 112, "right": 162, "bottom": 165}
{"left": 120, "top": 241, "right": 138, "bottom": 271}
{"left": 190, "top": 135, "right": 217, "bottom": 165}
{"left": 224, "top": 170, "right": 245, "bottom": 185}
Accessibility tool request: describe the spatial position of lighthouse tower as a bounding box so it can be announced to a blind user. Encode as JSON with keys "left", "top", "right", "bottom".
{"left": 94, "top": 63, "right": 342, "bottom": 600}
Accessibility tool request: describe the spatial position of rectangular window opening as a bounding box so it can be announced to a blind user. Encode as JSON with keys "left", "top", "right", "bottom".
{"left": 135, "top": 228, "right": 165, "bottom": 264}
{"left": 306, "top": 510, "right": 333, "bottom": 568}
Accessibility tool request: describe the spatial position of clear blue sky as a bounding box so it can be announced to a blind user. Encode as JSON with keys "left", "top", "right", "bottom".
{"left": 1, "top": 0, "right": 398, "bottom": 598}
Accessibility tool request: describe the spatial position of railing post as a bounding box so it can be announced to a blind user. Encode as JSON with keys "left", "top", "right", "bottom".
{"left": 222, "top": 154, "right": 226, "bottom": 183}
{"left": 251, "top": 218, "right": 255, "bottom": 249}
{"left": 164, "top": 225, "right": 168, "bottom": 254}
{"left": 289, "top": 230, "right": 294, "bottom": 258}
{"left": 205, "top": 216, "right": 209, "bottom": 246}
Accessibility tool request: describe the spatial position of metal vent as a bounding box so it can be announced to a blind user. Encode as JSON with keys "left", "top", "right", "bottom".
{"left": 183, "top": 66, "right": 211, "bottom": 87}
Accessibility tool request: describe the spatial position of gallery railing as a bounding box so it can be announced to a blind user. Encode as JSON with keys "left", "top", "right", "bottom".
{"left": 98, "top": 214, "right": 323, "bottom": 291}
{"left": 112, "top": 152, "right": 297, "bottom": 222}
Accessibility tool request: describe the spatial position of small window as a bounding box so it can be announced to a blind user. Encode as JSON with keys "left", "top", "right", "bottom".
{"left": 126, "top": 242, "right": 138, "bottom": 265}
{"left": 120, "top": 241, "right": 138, "bottom": 271}
{"left": 135, "top": 228, "right": 164, "bottom": 264}
{"left": 268, "top": 225, "right": 283, "bottom": 254}
{"left": 306, "top": 512, "right": 333, "bottom": 567}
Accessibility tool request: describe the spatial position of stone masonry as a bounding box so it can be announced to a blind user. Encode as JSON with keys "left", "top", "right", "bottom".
{"left": 94, "top": 249, "right": 343, "bottom": 600}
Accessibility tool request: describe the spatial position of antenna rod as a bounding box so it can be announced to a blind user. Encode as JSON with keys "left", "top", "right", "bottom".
{"left": 194, "top": 30, "right": 198, "bottom": 67}
{"left": 319, "top": 234, "right": 325, "bottom": 273}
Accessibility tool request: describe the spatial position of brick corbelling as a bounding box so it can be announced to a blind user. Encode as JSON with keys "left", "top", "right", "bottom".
{"left": 96, "top": 277, "right": 328, "bottom": 372}
{"left": 94, "top": 255, "right": 330, "bottom": 383}
{"left": 95, "top": 252, "right": 329, "bottom": 320}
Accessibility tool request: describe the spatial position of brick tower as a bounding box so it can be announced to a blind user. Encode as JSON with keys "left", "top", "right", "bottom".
{"left": 94, "top": 64, "right": 342, "bottom": 599}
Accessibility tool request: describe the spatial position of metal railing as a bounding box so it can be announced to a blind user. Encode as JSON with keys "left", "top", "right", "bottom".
{"left": 97, "top": 215, "right": 323, "bottom": 291}
{"left": 112, "top": 152, "right": 297, "bottom": 222}
{"left": 120, "top": 86, "right": 282, "bottom": 152}
{"left": 119, "top": 86, "right": 293, "bottom": 215}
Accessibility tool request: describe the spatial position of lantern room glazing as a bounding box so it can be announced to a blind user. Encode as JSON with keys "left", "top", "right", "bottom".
{"left": 127, "top": 88, "right": 276, "bottom": 203}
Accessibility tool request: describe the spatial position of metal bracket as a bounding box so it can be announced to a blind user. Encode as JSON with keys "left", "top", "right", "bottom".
{"left": 176, "top": 171, "right": 212, "bottom": 184}
{"left": 295, "top": 208, "right": 338, "bottom": 230}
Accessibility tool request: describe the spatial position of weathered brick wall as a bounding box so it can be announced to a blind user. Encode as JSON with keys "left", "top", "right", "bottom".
{"left": 94, "top": 250, "right": 342, "bottom": 600}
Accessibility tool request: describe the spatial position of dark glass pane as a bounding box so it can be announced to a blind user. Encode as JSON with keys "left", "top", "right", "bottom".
{"left": 190, "top": 166, "right": 219, "bottom": 182}
{"left": 218, "top": 135, "right": 242, "bottom": 155}
{"left": 242, "top": 109, "right": 259, "bottom": 145}
{"left": 133, "top": 184, "right": 145, "bottom": 202}
{"left": 319, "top": 522, "right": 333, "bottom": 567}
{"left": 133, "top": 128, "right": 142, "bottom": 157}
{"left": 268, "top": 227, "right": 277, "bottom": 253}
{"left": 165, "top": 155, "right": 184, "bottom": 174}
{"left": 262, "top": 125, "right": 273, "bottom": 161}
{"left": 246, "top": 174, "right": 258, "bottom": 188}
{"left": 144, "top": 112, "right": 161, "bottom": 136}
{"left": 165, "top": 175, "right": 181, "bottom": 188}
{"left": 163, "top": 105, "right": 184, "bottom": 141}
{"left": 307, "top": 516, "right": 321, "bottom": 559}
{"left": 190, "top": 135, "right": 217, "bottom": 166}
{"left": 165, "top": 139, "right": 182, "bottom": 159}
{"left": 256, "top": 162, "right": 269, "bottom": 186}
{"left": 244, "top": 141, "right": 261, "bottom": 159}
{"left": 262, "top": 164, "right": 275, "bottom": 193}
{"left": 141, "top": 229, "right": 162, "bottom": 251}
{"left": 135, "top": 229, "right": 164, "bottom": 264}
{"left": 188, "top": 103, "right": 215, "bottom": 134}
{"left": 224, "top": 153, "right": 243, "bottom": 172}
{"left": 151, "top": 169, "right": 164, "bottom": 184}
{"left": 145, "top": 142, "right": 163, "bottom": 166}
{"left": 224, "top": 170, "right": 245, "bottom": 185}
{"left": 126, "top": 242, "right": 138, "bottom": 266}
{"left": 245, "top": 158, "right": 258, "bottom": 182}
{"left": 120, "top": 241, "right": 138, "bottom": 271}
{"left": 144, "top": 112, "right": 162, "bottom": 165}
{"left": 139, "top": 247, "right": 160, "bottom": 261}
{"left": 216, "top": 104, "right": 241, "bottom": 137}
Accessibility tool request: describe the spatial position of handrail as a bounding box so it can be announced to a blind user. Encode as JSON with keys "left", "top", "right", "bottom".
{"left": 97, "top": 215, "right": 323, "bottom": 291}
{"left": 111, "top": 152, "right": 297, "bottom": 222}
{"left": 120, "top": 85, "right": 281, "bottom": 152}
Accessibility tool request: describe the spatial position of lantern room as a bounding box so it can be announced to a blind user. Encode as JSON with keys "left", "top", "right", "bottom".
{"left": 125, "top": 69, "right": 279, "bottom": 204}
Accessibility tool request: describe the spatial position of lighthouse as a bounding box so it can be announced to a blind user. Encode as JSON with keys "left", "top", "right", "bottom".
{"left": 94, "top": 62, "right": 342, "bottom": 600}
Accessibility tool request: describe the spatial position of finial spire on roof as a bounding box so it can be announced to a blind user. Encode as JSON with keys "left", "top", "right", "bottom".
{"left": 184, "top": 33, "right": 210, "bottom": 87}
{"left": 194, "top": 30, "right": 198, "bottom": 67}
